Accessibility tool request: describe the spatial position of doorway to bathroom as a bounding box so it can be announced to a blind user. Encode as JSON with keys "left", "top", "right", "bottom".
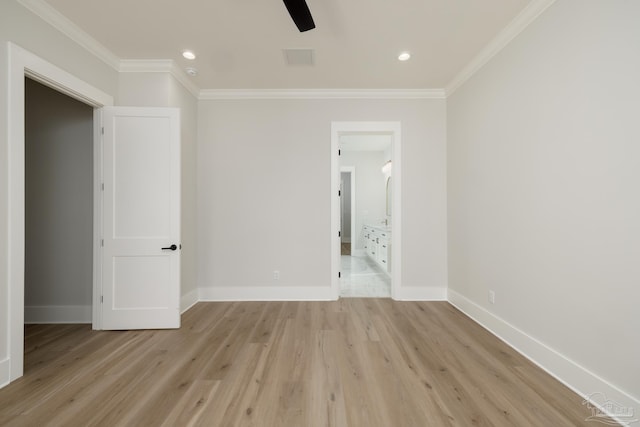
{"left": 331, "top": 121, "right": 401, "bottom": 299}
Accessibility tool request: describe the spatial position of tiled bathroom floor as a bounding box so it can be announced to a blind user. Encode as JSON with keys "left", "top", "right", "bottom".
{"left": 340, "top": 255, "right": 391, "bottom": 297}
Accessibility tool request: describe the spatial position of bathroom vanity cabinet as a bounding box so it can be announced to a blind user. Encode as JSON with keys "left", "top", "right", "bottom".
{"left": 362, "top": 224, "right": 391, "bottom": 274}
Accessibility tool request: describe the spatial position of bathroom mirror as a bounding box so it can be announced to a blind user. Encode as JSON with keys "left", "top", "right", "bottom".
{"left": 386, "top": 176, "right": 392, "bottom": 217}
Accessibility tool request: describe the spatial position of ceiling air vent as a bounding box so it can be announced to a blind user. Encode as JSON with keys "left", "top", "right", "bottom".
{"left": 283, "top": 49, "right": 315, "bottom": 66}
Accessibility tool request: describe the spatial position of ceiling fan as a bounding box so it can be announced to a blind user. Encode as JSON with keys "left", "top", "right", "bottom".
{"left": 283, "top": 0, "right": 316, "bottom": 32}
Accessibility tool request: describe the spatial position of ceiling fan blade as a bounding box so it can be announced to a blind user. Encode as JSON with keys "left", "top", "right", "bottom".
{"left": 283, "top": 0, "right": 316, "bottom": 32}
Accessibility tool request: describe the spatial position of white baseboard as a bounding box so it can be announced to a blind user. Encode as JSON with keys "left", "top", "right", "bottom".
{"left": 394, "top": 286, "right": 447, "bottom": 301}
{"left": 0, "top": 357, "right": 9, "bottom": 389}
{"left": 25, "top": 305, "right": 91, "bottom": 324}
{"left": 198, "top": 286, "right": 335, "bottom": 301}
{"left": 447, "top": 290, "right": 639, "bottom": 426}
{"left": 181, "top": 288, "right": 199, "bottom": 313}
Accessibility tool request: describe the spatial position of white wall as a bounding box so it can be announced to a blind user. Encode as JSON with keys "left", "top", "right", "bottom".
{"left": 169, "top": 77, "right": 198, "bottom": 307}
{"left": 197, "top": 98, "right": 447, "bottom": 296}
{"left": 383, "top": 145, "right": 392, "bottom": 164}
{"left": 0, "top": 41, "right": 8, "bottom": 379}
{"left": 24, "top": 78, "right": 93, "bottom": 321}
{"left": 117, "top": 72, "right": 199, "bottom": 309}
{"left": 117, "top": 72, "right": 170, "bottom": 106}
{"left": 0, "top": 1, "right": 118, "bottom": 96}
{"left": 448, "top": 0, "right": 640, "bottom": 409}
{"left": 340, "top": 151, "right": 386, "bottom": 251}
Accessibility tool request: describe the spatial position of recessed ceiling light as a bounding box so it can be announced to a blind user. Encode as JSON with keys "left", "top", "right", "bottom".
{"left": 185, "top": 67, "right": 198, "bottom": 76}
{"left": 182, "top": 50, "right": 196, "bottom": 60}
{"left": 398, "top": 52, "right": 411, "bottom": 61}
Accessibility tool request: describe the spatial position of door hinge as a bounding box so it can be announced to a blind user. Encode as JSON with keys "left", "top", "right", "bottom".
{"left": 101, "top": 295, "right": 103, "bottom": 303}
{"left": 338, "top": 149, "right": 341, "bottom": 156}
{"left": 338, "top": 272, "right": 341, "bottom": 278}
{"left": 101, "top": 239, "right": 104, "bottom": 247}
{"left": 338, "top": 231, "right": 341, "bottom": 237}
{"left": 101, "top": 183, "right": 104, "bottom": 191}
{"left": 101, "top": 127, "right": 104, "bottom": 135}
{"left": 338, "top": 190, "right": 341, "bottom": 197}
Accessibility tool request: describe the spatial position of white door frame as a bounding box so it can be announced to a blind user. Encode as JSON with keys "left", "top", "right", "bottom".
{"left": 6, "top": 43, "right": 113, "bottom": 382}
{"left": 331, "top": 121, "right": 401, "bottom": 299}
{"left": 339, "top": 167, "right": 356, "bottom": 248}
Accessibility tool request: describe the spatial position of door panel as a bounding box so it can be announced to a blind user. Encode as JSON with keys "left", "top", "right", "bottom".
{"left": 113, "top": 116, "right": 172, "bottom": 238}
{"left": 102, "top": 107, "right": 180, "bottom": 330}
{"left": 112, "top": 256, "right": 171, "bottom": 309}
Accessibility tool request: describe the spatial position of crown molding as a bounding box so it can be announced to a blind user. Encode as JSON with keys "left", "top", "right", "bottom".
{"left": 168, "top": 64, "right": 201, "bottom": 99}
{"left": 18, "top": 0, "right": 554, "bottom": 101}
{"left": 119, "top": 59, "right": 173, "bottom": 73}
{"left": 199, "top": 88, "right": 446, "bottom": 100}
{"left": 445, "top": 0, "right": 556, "bottom": 97}
{"left": 119, "top": 60, "right": 200, "bottom": 98}
{"left": 17, "top": 0, "right": 120, "bottom": 70}
{"left": 16, "top": 0, "right": 200, "bottom": 98}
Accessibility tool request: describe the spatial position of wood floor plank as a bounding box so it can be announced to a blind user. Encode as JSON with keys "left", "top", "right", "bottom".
{"left": 240, "top": 319, "right": 292, "bottom": 426}
{"left": 0, "top": 300, "right": 614, "bottom": 427}
{"left": 307, "top": 329, "right": 349, "bottom": 427}
{"left": 248, "top": 301, "right": 284, "bottom": 344}
{"left": 198, "top": 301, "right": 266, "bottom": 381}
{"left": 120, "top": 329, "right": 235, "bottom": 426}
{"left": 160, "top": 379, "right": 221, "bottom": 427}
{"left": 0, "top": 331, "right": 131, "bottom": 423}
{"left": 193, "top": 343, "right": 266, "bottom": 426}
{"left": 374, "top": 299, "right": 496, "bottom": 425}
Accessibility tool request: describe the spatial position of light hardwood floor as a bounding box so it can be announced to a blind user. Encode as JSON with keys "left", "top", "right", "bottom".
{"left": 0, "top": 300, "right": 615, "bottom": 426}
{"left": 341, "top": 243, "right": 351, "bottom": 256}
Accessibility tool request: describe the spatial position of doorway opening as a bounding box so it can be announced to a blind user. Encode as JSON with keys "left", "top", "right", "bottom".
{"left": 339, "top": 135, "right": 392, "bottom": 297}
{"left": 23, "top": 77, "right": 94, "bottom": 367}
{"left": 7, "top": 43, "right": 112, "bottom": 383}
{"left": 331, "top": 122, "right": 401, "bottom": 300}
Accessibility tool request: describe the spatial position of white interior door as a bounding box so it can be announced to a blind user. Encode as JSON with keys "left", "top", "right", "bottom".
{"left": 101, "top": 107, "right": 180, "bottom": 330}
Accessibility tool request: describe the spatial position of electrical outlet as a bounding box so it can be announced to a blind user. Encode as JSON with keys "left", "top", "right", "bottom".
{"left": 273, "top": 270, "right": 280, "bottom": 280}
{"left": 488, "top": 290, "right": 495, "bottom": 304}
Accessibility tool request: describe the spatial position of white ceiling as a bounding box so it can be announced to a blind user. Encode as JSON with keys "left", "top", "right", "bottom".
{"left": 41, "top": 0, "right": 532, "bottom": 90}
